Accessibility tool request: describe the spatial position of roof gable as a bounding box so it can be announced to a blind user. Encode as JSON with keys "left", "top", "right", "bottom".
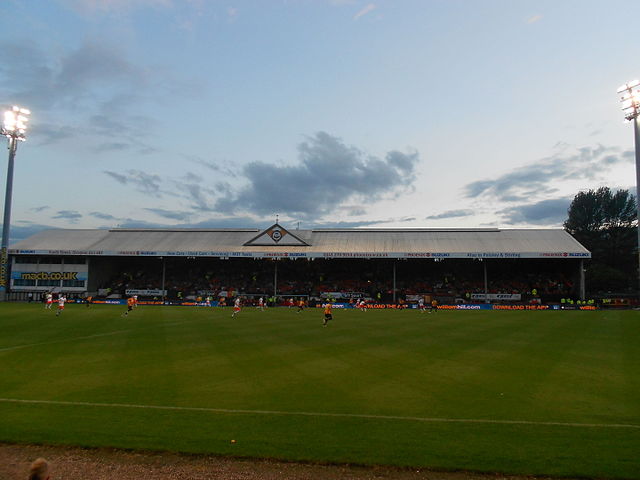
{"left": 243, "top": 223, "right": 310, "bottom": 247}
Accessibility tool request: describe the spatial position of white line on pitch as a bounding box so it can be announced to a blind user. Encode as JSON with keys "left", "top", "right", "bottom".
{"left": 0, "top": 398, "right": 638, "bottom": 430}
{"left": 0, "top": 320, "right": 194, "bottom": 353}
{"left": 0, "top": 330, "right": 134, "bottom": 353}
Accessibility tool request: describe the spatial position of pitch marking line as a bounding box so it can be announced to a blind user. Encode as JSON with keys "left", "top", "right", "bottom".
{"left": 1, "top": 398, "right": 638, "bottom": 430}
{"left": 0, "top": 330, "right": 134, "bottom": 353}
{"left": 0, "top": 320, "right": 195, "bottom": 353}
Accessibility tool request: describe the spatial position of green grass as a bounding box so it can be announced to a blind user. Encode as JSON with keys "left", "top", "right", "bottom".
{"left": 0, "top": 303, "right": 639, "bottom": 478}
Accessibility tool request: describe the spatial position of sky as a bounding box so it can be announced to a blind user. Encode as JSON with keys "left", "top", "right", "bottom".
{"left": 1, "top": 0, "right": 639, "bottom": 243}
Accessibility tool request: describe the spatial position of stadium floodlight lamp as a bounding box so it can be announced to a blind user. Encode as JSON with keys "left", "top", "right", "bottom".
{"left": 2, "top": 106, "right": 30, "bottom": 141}
{"left": 617, "top": 81, "right": 640, "bottom": 293}
{"left": 0, "top": 105, "right": 31, "bottom": 301}
{"left": 618, "top": 81, "right": 640, "bottom": 122}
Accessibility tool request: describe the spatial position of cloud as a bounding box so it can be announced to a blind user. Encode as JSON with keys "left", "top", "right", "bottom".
{"left": 57, "top": 42, "right": 145, "bottom": 95}
{"left": 114, "top": 215, "right": 261, "bottom": 230}
{"left": 94, "top": 142, "right": 132, "bottom": 153}
{"left": 354, "top": 3, "right": 376, "bottom": 20}
{"left": 94, "top": 140, "right": 158, "bottom": 155}
{"left": 0, "top": 43, "right": 55, "bottom": 111}
{"left": 187, "top": 156, "right": 219, "bottom": 171}
{"left": 497, "top": 197, "right": 571, "bottom": 225}
{"left": 346, "top": 206, "right": 367, "bottom": 216}
{"left": 104, "top": 171, "right": 128, "bottom": 184}
{"left": 299, "top": 219, "right": 386, "bottom": 229}
{"left": 527, "top": 14, "right": 543, "bottom": 24}
{"left": 31, "top": 124, "right": 76, "bottom": 146}
{"left": 30, "top": 206, "right": 50, "bottom": 213}
{"left": 216, "top": 131, "right": 419, "bottom": 217}
{"left": 52, "top": 210, "right": 83, "bottom": 223}
{"left": 104, "top": 169, "right": 163, "bottom": 196}
{"left": 89, "top": 211, "right": 117, "bottom": 220}
{"left": 127, "top": 171, "right": 163, "bottom": 196}
{"left": 182, "top": 172, "right": 203, "bottom": 183}
{"left": 186, "top": 154, "right": 238, "bottom": 178}
{"left": 61, "top": 0, "right": 173, "bottom": 15}
{"left": 294, "top": 216, "right": 416, "bottom": 229}
{"left": 179, "top": 183, "right": 212, "bottom": 210}
{"left": 0, "top": 40, "right": 147, "bottom": 112}
{"left": 170, "top": 176, "right": 219, "bottom": 211}
{"left": 6, "top": 223, "right": 58, "bottom": 245}
{"left": 144, "top": 208, "right": 192, "bottom": 221}
{"left": 464, "top": 145, "right": 632, "bottom": 202}
{"left": 6, "top": 214, "right": 271, "bottom": 244}
{"left": 184, "top": 217, "right": 266, "bottom": 229}
{"left": 0, "top": 39, "right": 190, "bottom": 155}
{"left": 426, "top": 209, "right": 475, "bottom": 220}
{"left": 215, "top": 181, "right": 233, "bottom": 195}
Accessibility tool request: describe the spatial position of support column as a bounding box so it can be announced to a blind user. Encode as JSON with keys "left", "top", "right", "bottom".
{"left": 579, "top": 259, "right": 585, "bottom": 300}
{"left": 635, "top": 116, "right": 640, "bottom": 293}
{"left": 273, "top": 260, "right": 278, "bottom": 300}
{"left": 0, "top": 137, "right": 17, "bottom": 301}
{"left": 392, "top": 260, "right": 397, "bottom": 303}
{"left": 483, "top": 260, "right": 489, "bottom": 303}
{"left": 161, "top": 257, "right": 166, "bottom": 301}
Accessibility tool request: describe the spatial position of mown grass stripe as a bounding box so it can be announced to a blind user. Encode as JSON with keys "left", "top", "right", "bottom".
{"left": 1, "top": 397, "right": 638, "bottom": 429}
{"left": 0, "top": 320, "right": 197, "bottom": 353}
{"left": 0, "top": 330, "right": 134, "bottom": 353}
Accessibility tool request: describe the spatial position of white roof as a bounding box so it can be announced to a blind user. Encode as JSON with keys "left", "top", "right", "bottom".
{"left": 9, "top": 226, "right": 591, "bottom": 259}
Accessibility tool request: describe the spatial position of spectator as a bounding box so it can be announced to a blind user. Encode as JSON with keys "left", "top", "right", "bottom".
{"left": 28, "top": 458, "right": 50, "bottom": 480}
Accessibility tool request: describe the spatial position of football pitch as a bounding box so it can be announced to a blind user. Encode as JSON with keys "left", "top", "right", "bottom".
{"left": 0, "top": 303, "right": 638, "bottom": 479}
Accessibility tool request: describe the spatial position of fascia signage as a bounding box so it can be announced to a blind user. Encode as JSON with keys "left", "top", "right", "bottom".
{"left": 11, "top": 271, "right": 88, "bottom": 281}
{"left": 8, "top": 250, "right": 591, "bottom": 259}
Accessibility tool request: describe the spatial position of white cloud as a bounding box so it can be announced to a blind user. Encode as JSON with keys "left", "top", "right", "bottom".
{"left": 527, "top": 14, "right": 543, "bottom": 24}
{"left": 61, "top": 0, "right": 173, "bottom": 14}
{"left": 354, "top": 3, "right": 376, "bottom": 20}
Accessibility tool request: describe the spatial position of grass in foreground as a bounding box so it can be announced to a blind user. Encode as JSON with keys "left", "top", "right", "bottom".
{"left": 0, "top": 303, "right": 638, "bottom": 478}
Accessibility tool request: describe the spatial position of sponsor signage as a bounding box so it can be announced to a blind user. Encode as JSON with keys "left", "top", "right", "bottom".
{"left": 75, "top": 301, "right": 598, "bottom": 310}
{"left": 466, "top": 252, "right": 522, "bottom": 258}
{"left": 0, "top": 247, "right": 7, "bottom": 291}
{"left": 540, "top": 252, "right": 590, "bottom": 258}
{"left": 471, "top": 293, "right": 522, "bottom": 301}
{"left": 9, "top": 250, "right": 591, "bottom": 259}
{"left": 320, "top": 291, "right": 367, "bottom": 299}
{"left": 491, "top": 304, "right": 550, "bottom": 310}
{"left": 12, "top": 271, "right": 87, "bottom": 281}
{"left": 12, "top": 249, "right": 104, "bottom": 255}
{"left": 125, "top": 289, "right": 167, "bottom": 296}
{"left": 323, "top": 252, "right": 389, "bottom": 258}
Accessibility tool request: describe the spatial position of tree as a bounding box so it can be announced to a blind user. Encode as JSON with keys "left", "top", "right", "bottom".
{"left": 564, "top": 187, "right": 637, "bottom": 293}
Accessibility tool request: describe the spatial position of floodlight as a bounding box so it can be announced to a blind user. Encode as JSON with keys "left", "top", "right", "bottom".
{"left": 618, "top": 79, "right": 640, "bottom": 93}
{"left": 0, "top": 104, "right": 31, "bottom": 300}
{"left": 617, "top": 80, "right": 640, "bottom": 293}
{"left": 1, "top": 106, "right": 29, "bottom": 141}
{"left": 618, "top": 82, "right": 640, "bottom": 122}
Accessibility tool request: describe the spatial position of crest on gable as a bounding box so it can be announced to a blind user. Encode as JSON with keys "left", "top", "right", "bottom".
{"left": 244, "top": 223, "right": 310, "bottom": 246}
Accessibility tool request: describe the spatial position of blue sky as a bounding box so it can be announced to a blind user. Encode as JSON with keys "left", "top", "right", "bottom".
{"left": 1, "top": 0, "right": 639, "bottom": 242}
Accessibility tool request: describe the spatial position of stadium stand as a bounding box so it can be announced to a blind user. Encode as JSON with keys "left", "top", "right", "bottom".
{"left": 7, "top": 225, "right": 590, "bottom": 305}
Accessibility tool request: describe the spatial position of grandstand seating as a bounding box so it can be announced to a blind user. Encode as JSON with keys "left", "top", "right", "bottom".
{"left": 96, "top": 257, "right": 577, "bottom": 304}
